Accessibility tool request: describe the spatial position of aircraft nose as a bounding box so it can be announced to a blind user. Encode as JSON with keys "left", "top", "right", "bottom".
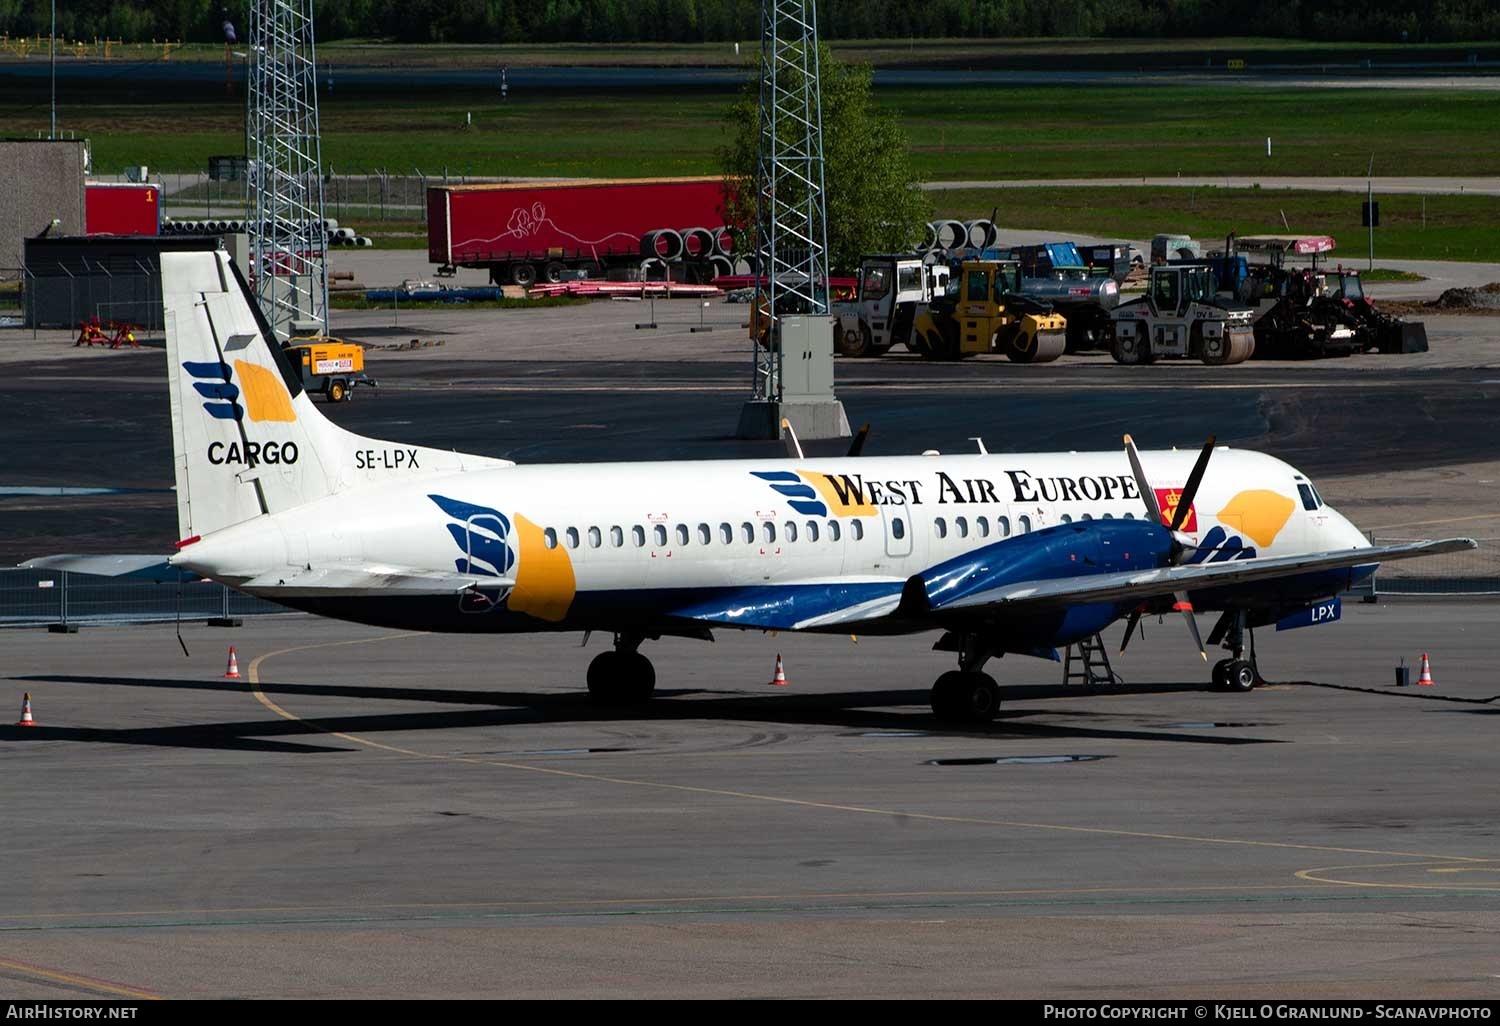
{"left": 1327, "top": 507, "right": 1372, "bottom": 550}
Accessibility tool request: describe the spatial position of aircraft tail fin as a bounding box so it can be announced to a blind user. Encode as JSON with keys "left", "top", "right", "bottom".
{"left": 162, "top": 249, "right": 509, "bottom": 541}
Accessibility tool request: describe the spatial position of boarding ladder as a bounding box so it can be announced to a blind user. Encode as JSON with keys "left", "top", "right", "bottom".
{"left": 1063, "top": 633, "right": 1123, "bottom": 687}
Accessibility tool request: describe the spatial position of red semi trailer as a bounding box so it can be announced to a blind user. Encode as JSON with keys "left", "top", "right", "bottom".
{"left": 85, "top": 183, "right": 161, "bottom": 236}
{"left": 428, "top": 177, "right": 733, "bottom": 287}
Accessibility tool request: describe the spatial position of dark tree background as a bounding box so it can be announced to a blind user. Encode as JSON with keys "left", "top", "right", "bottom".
{"left": 1, "top": 1, "right": 1496, "bottom": 45}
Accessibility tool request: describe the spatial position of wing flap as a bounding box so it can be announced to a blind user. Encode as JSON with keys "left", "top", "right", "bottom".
{"left": 942, "top": 538, "right": 1476, "bottom": 612}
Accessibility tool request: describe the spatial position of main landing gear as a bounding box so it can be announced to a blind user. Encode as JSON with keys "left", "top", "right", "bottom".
{"left": 1209, "top": 610, "right": 1261, "bottom": 693}
{"left": 930, "top": 635, "right": 1000, "bottom": 724}
{"left": 587, "top": 633, "right": 656, "bottom": 705}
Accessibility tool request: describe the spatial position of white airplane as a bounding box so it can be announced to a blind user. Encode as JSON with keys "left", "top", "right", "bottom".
{"left": 32, "top": 250, "right": 1475, "bottom": 722}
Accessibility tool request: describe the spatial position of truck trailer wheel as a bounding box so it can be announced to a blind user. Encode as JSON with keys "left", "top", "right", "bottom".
{"left": 510, "top": 263, "right": 537, "bottom": 287}
{"left": 542, "top": 261, "right": 566, "bottom": 284}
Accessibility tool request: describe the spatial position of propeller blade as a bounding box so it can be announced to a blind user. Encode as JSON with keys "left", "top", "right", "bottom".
{"left": 1174, "top": 592, "right": 1208, "bottom": 661}
{"left": 1123, "top": 433, "right": 1164, "bottom": 526}
{"left": 1170, "top": 435, "right": 1217, "bottom": 532}
{"left": 781, "top": 418, "right": 804, "bottom": 459}
{"left": 846, "top": 423, "right": 871, "bottom": 458}
{"left": 1119, "top": 609, "right": 1143, "bottom": 654}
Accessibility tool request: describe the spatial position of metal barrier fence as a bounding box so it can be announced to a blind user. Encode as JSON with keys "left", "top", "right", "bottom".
{"left": 0, "top": 537, "right": 1492, "bottom": 629}
{"left": 92, "top": 168, "right": 493, "bottom": 224}
{"left": 0, "top": 568, "right": 286, "bottom": 629}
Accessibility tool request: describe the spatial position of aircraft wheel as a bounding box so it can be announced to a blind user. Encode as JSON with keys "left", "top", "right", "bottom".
{"left": 1224, "top": 660, "right": 1257, "bottom": 693}
{"left": 587, "top": 650, "right": 656, "bottom": 705}
{"left": 931, "top": 670, "right": 1000, "bottom": 724}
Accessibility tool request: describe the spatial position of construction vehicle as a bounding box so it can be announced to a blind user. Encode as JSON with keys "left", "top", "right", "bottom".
{"left": 832, "top": 255, "right": 948, "bottom": 357}
{"left": 999, "top": 242, "right": 1121, "bottom": 352}
{"left": 283, "top": 337, "right": 377, "bottom": 403}
{"left": 1228, "top": 235, "right": 1426, "bottom": 358}
{"left": 1110, "top": 263, "right": 1255, "bottom": 365}
{"left": 910, "top": 259, "right": 1068, "bottom": 362}
{"left": 1324, "top": 269, "right": 1428, "bottom": 353}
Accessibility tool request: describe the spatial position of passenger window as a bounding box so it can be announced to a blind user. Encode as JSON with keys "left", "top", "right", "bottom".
{"left": 851, "top": 519, "right": 864, "bottom": 541}
{"left": 742, "top": 522, "right": 754, "bottom": 543}
{"left": 1081, "top": 513, "right": 1093, "bottom": 521}
{"left": 587, "top": 526, "right": 602, "bottom": 548}
{"left": 763, "top": 522, "right": 777, "bottom": 543}
{"left": 565, "top": 527, "right": 580, "bottom": 549}
{"left": 653, "top": 525, "right": 668, "bottom": 547}
{"left": 956, "top": 516, "right": 969, "bottom": 538}
{"left": 1298, "top": 484, "right": 1318, "bottom": 511}
{"left": 892, "top": 517, "right": 906, "bottom": 540}
{"left": 806, "top": 521, "right": 820, "bottom": 542}
{"left": 785, "top": 521, "right": 798, "bottom": 542}
{"left": 632, "top": 525, "right": 646, "bottom": 547}
{"left": 997, "top": 516, "right": 1010, "bottom": 537}
{"left": 934, "top": 517, "right": 947, "bottom": 539}
{"left": 828, "top": 520, "right": 842, "bottom": 541}
{"left": 676, "top": 524, "right": 690, "bottom": 546}
{"left": 977, "top": 517, "right": 990, "bottom": 538}
{"left": 610, "top": 525, "right": 624, "bottom": 547}
{"left": 720, "top": 523, "right": 733, "bottom": 544}
{"left": 544, "top": 527, "right": 558, "bottom": 550}
{"left": 697, "top": 524, "right": 711, "bottom": 545}
{"left": 1122, "top": 512, "right": 1134, "bottom": 520}
{"left": 1019, "top": 515, "right": 1032, "bottom": 534}
{"left": 1060, "top": 514, "right": 1073, "bottom": 524}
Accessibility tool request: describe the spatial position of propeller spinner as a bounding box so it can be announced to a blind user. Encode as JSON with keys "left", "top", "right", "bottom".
{"left": 1120, "top": 434, "right": 1216, "bottom": 659}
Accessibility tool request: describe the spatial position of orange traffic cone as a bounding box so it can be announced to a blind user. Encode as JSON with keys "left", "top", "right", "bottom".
{"left": 224, "top": 645, "right": 241, "bottom": 679}
{"left": 767, "top": 653, "right": 789, "bottom": 687}
{"left": 1417, "top": 652, "right": 1435, "bottom": 687}
{"left": 16, "top": 692, "right": 36, "bottom": 726}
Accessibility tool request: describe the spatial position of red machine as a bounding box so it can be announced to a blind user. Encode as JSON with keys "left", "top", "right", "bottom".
{"left": 428, "top": 177, "right": 731, "bottom": 287}
{"left": 85, "top": 183, "right": 161, "bottom": 236}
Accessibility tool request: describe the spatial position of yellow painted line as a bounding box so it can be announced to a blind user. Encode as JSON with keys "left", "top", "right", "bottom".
{"left": 1296, "top": 860, "right": 1500, "bottom": 891}
{"left": 246, "top": 638, "right": 1491, "bottom": 866}
{"left": 0, "top": 957, "right": 160, "bottom": 1000}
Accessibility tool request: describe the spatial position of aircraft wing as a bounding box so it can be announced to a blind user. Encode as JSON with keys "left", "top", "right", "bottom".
{"left": 935, "top": 538, "right": 1475, "bottom": 614}
{"left": 240, "top": 565, "right": 510, "bottom": 597}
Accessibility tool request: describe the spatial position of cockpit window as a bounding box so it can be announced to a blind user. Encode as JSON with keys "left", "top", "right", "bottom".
{"left": 1297, "top": 483, "right": 1320, "bottom": 511}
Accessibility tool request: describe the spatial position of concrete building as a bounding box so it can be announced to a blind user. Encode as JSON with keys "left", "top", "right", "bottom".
{"left": 0, "top": 139, "right": 88, "bottom": 274}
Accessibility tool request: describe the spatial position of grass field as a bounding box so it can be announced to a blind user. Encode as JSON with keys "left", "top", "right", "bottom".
{"left": 50, "top": 83, "right": 1500, "bottom": 184}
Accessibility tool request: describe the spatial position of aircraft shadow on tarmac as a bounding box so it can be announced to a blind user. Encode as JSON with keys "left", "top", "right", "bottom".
{"left": 3, "top": 673, "right": 1287, "bottom": 753}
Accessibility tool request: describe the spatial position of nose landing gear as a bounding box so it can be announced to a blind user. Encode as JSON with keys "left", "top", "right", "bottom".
{"left": 1209, "top": 610, "right": 1262, "bottom": 692}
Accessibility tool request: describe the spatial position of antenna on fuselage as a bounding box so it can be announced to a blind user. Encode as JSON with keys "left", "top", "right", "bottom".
{"left": 969, "top": 437, "right": 989, "bottom": 455}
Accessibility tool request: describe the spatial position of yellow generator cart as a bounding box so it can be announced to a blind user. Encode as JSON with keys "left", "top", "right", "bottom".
{"left": 283, "top": 337, "right": 378, "bottom": 403}
{"left": 909, "top": 260, "right": 1068, "bottom": 362}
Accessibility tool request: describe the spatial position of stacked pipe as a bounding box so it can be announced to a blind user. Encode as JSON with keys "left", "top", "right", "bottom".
{"left": 915, "top": 218, "right": 997, "bottom": 259}
{"left": 161, "top": 217, "right": 371, "bottom": 247}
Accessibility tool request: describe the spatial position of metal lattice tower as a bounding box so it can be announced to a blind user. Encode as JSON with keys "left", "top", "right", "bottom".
{"left": 246, "top": 0, "right": 328, "bottom": 341}
{"left": 750, "top": 0, "right": 830, "bottom": 402}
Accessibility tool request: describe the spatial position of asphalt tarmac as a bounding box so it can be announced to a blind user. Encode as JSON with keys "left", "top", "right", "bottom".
{"left": 1, "top": 606, "right": 1498, "bottom": 999}
{"left": 2, "top": 300, "right": 1499, "bottom": 998}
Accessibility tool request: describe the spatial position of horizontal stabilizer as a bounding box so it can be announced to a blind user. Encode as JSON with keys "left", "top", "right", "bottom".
{"left": 21, "top": 554, "right": 193, "bottom": 583}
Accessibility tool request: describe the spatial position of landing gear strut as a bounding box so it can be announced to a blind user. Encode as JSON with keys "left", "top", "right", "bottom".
{"left": 1210, "top": 610, "right": 1260, "bottom": 693}
{"left": 587, "top": 633, "right": 656, "bottom": 705}
{"left": 930, "top": 635, "right": 1000, "bottom": 724}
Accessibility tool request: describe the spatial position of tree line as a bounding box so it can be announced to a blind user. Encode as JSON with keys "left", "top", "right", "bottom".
{"left": 2, "top": 0, "right": 1497, "bottom": 46}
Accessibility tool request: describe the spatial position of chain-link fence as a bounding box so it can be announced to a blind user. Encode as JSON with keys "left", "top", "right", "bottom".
{"left": 0, "top": 568, "right": 285, "bottom": 629}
